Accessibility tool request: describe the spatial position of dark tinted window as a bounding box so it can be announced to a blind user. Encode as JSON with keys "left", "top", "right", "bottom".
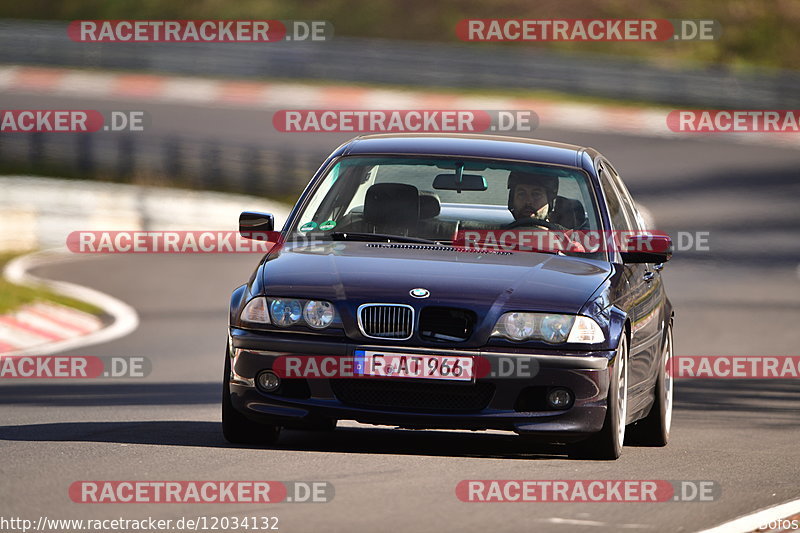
{"left": 604, "top": 162, "right": 644, "bottom": 231}
{"left": 599, "top": 165, "right": 630, "bottom": 231}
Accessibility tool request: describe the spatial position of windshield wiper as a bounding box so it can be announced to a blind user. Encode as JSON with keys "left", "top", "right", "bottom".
{"left": 330, "top": 232, "right": 438, "bottom": 244}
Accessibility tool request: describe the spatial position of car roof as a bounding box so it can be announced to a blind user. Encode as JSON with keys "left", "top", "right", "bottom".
{"left": 337, "top": 133, "right": 595, "bottom": 169}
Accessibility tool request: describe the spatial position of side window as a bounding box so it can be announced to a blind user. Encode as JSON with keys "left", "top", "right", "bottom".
{"left": 599, "top": 165, "right": 630, "bottom": 231}
{"left": 605, "top": 163, "right": 644, "bottom": 230}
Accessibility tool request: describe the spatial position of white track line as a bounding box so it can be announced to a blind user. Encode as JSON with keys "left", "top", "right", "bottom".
{"left": 2, "top": 249, "right": 139, "bottom": 357}
{"left": 697, "top": 498, "right": 800, "bottom": 533}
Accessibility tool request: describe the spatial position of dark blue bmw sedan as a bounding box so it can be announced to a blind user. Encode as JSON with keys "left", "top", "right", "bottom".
{"left": 224, "top": 134, "right": 674, "bottom": 459}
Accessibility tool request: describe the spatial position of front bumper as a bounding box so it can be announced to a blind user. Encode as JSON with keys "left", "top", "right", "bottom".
{"left": 228, "top": 328, "right": 613, "bottom": 440}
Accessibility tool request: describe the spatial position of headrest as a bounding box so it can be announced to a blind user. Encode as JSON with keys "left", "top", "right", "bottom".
{"left": 364, "top": 183, "right": 420, "bottom": 225}
{"left": 419, "top": 191, "right": 441, "bottom": 219}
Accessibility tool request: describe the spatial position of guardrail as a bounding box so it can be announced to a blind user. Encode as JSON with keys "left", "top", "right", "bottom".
{"left": 0, "top": 175, "right": 291, "bottom": 252}
{"left": 0, "top": 131, "right": 328, "bottom": 197}
{"left": 0, "top": 20, "right": 798, "bottom": 108}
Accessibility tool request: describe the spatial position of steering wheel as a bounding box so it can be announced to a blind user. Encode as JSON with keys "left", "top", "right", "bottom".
{"left": 503, "top": 217, "right": 567, "bottom": 231}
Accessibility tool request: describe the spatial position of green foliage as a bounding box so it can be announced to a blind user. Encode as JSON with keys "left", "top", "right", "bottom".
{"left": 1, "top": 0, "right": 797, "bottom": 69}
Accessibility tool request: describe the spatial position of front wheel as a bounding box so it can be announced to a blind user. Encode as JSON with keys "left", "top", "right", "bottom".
{"left": 571, "top": 334, "right": 628, "bottom": 460}
{"left": 222, "top": 348, "right": 281, "bottom": 445}
{"left": 628, "top": 322, "right": 673, "bottom": 446}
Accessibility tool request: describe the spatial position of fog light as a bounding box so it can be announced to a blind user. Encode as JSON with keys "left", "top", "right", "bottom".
{"left": 546, "top": 388, "right": 573, "bottom": 409}
{"left": 257, "top": 371, "right": 281, "bottom": 392}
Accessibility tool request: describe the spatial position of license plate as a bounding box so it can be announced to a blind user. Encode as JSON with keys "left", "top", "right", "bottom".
{"left": 353, "top": 350, "right": 474, "bottom": 381}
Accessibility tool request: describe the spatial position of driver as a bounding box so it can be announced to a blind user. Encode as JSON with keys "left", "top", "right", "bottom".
{"left": 507, "top": 170, "right": 588, "bottom": 230}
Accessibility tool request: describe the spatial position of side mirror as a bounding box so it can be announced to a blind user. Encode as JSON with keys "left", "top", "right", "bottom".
{"left": 621, "top": 234, "right": 673, "bottom": 264}
{"left": 239, "top": 211, "right": 274, "bottom": 240}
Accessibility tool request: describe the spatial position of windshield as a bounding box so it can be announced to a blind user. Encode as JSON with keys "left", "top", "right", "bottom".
{"left": 290, "top": 156, "right": 605, "bottom": 259}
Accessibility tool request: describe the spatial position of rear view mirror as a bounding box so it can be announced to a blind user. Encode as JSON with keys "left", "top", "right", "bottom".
{"left": 621, "top": 234, "right": 673, "bottom": 264}
{"left": 239, "top": 211, "right": 275, "bottom": 240}
{"left": 433, "top": 173, "right": 487, "bottom": 192}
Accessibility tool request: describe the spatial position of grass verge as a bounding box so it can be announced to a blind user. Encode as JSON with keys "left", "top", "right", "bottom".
{"left": 0, "top": 252, "right": 104, "bottom": 315}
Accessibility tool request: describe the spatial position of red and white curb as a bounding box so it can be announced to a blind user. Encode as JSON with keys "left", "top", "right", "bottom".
{"left": 1, "top": 249, "right": 139, "bottom": 357}
{"left": 1, "top": 65, "right": 798, "bottom": 149}
{"left": 0, "top": 301, "right": 101, "bottom": 354}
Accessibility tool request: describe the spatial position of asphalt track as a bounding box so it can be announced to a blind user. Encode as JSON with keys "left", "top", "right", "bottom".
{"left": 1, "top": 91, "right": 799, "bottom": 532}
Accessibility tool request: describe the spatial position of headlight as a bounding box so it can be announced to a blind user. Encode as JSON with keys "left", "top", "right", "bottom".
{"left": 494, "top": 312, "right": 537, "bottom": 341}
{"left": 269, "top": 298, "right": 303, "bottom": 327}
{"left": 492, "top": 313, "right": 605, "bottom": 344}
{"left": 539, "top": 314, "right": 575, "bottom": 344}
{"left": 303, "top": 300, "right": 335, "bottom": 329}
{"left": 240, "top": 296, "right": 270, "bottom": 324}
{"left": 252, "top": 297, "right": 338, "bottom": 329}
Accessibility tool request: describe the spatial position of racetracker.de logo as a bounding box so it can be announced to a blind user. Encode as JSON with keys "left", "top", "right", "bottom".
{"left": 70, "top": 481, "right": 333, "bottom": 503}
{"left": 667, "top": 110, "right": 800, "bottom": 133}
{"left": 453, "top": 229, "right": 674, "bottom": 254}
{"left": 1, "top": 110, "right": 147, "bottom": 132}
{"left": 0, "top": 356, "right": 150, "bottom": 379}
{"left": 671, "top": 356, "right": 800, "bottom": 378}
{"left": 273, "top": 110, "right": 538, "bottom": 133}
{"left": 68, "top": 20, "right": 333, "bottom": 42}
{"left": 456, "top": 480, "right": 720, "bottom": 502}
{"left": 456, "top": 19, "right": 721, "bottom": 41}
{"left": 66, "top": 231, "right": 286, "bottom": 254}
{"left": 1, "top": 110, "right": 102, "bottom": 132}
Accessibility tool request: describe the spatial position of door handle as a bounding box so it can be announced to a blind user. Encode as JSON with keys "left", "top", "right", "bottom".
{"left": 643, "top": 271, "right": 656, "bottom": 283}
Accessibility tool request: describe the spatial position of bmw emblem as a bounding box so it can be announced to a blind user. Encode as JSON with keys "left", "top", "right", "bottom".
{"left": 410, "top": 288, "right": 430, "bottom": 298}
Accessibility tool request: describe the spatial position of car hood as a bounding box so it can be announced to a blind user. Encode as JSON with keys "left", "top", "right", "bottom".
{"left": 260, "top": 242, "right": 611, "bottom": 314}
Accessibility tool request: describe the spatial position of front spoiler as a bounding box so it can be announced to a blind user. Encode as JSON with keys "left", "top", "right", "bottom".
{"left": 227, "top": 329, "right": 613, "bottom": 440}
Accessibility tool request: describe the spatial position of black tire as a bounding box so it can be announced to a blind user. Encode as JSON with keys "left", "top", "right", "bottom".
{"left": 627, "top": 323, "right": 673, "bottom": 446}
{"left": 570, "top": 334, "right": 628, "bottom": 460}
{"left": 222, "top": 348, "right": 281, "bottom": 445}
